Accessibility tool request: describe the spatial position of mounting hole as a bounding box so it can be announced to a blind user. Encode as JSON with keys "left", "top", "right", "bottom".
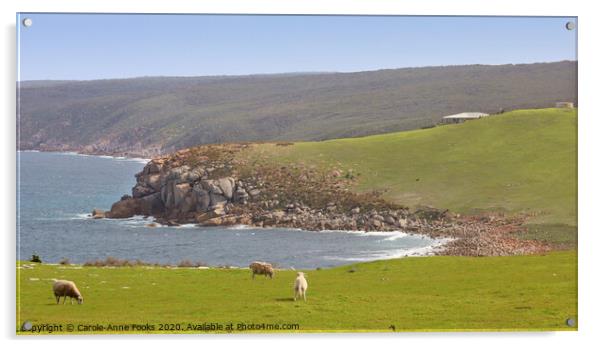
{"left": 565, "top": 21, "right": 575, "bottom": 30}
{"left": 21, "top": 321, "right": 32, "bottom": 331}
{"left": 22, "top": 18, "right": 33, "bottom": 27}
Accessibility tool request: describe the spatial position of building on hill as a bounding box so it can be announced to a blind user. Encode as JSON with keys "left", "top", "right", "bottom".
{"left": 555, "top": 102, "right": 574, "bottom": 108}
{"left": 441, "top": 112, "right": 490, "bottom": 124}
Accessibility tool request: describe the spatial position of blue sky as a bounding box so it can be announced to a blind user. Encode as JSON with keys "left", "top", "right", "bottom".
{"left": 17, "top": 14, "right": 577, "bottom": 81}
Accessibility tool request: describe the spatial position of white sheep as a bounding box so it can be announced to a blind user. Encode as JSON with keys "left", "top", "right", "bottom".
{"left": 53, "top": 280, "right": 83, "bottom": 305}
{"left": 294, "top": 272, "right": 308, "bottom": 302}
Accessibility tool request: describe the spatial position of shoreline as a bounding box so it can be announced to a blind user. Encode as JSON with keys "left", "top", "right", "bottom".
{"left": 19, "top": 149, "right": 151, "bottom": 164}
{"left": 18, "top": 146, "right": 157, "bottom": 161}
{"left": 83, "top": 213, "right": 454, "bottom": 260}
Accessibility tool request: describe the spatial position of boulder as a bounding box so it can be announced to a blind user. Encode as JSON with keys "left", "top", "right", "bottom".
{"left": 193, "top": 185, "right": 210, "bottom": 211}
{"left": 370, "top": 218, "right": 383, "bottom": 228}
{"left": 202, "top": 216, "right": 224, "bottom": 226}
{"left": 187, "top": 167, "right": 205, "bottom": 182}
{"left": 195, "top": 205, "right": 226, "bottom": 223}
{"left": 173, "top": 183, "right": 192, "bottom": 208}
{"left": 324, "top": 219, "right": 342, "bottom": 230}
{"left": 237, "top": 215, "right": 253, "bottom": 225}
{"left": 132, "top": 183, "right": 155, "bottom": 198}
{"left": 233, "top": 188, "right": 249, "bottom": 203}
{"left": 166, "top": 166, "right": 191, "bottom": 184}
{"left": 91, "top": 209, "right": 105, "bottom": 219}
{"left": 106, "top": 198, "right": 142, "bottom": 219}
{"left": 201, "top": 215, "right": 237, "bottom": 227}
{"left": 146, "top": 161, "right": 162, "bottom": 174}
{"left": 217, "top": 177, "right": 235, "bottom": 199}
{"left": 146, "top": 174, "right": 162, "bottom": 191}
{"left": 384, "top": 215, "right": 397, "bottom": 225}
{"left": 181, "top": 195, "right": 196, "bottom": 213}
{"left": 161, "top": 184, "right": 172, "bottom": 208}
{"left": 200, "top": 179, "right": 222, "bottom": 194}
{"left": 209, "top": 192, "right": 228, "bottom": 207}
{"left": 139, "top": 192, "right": 165, "bottom": 215}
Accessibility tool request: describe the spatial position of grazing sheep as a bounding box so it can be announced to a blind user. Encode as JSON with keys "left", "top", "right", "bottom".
{"left": 52, "top": 280, "right": 83, "bottom": 305}
{"left": 294, "top": 272, "right": 308, "bottom": 302}
{"left": 249, "top": 261, "right": 274, "bottom": 279}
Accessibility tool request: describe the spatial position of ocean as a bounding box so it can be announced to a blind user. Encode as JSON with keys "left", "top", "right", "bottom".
{"left": 17, "top": 151, "right": 445, "bottom": 269}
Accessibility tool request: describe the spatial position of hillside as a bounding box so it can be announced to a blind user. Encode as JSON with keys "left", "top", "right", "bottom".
{"left": 18, "top": 61, "right": 576, "bottom": 157}
{"left": 98, "top": 108, "right": 576, "bottom": 254}
{"left": 254, "top": 108, "right": 577, "bottom": 230}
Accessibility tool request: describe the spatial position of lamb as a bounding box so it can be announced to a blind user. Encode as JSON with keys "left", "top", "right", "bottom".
{"left": 294, "top": 272, "right": 308, "bottom": 302}
{"left": 52, "top": 280, "right": 83, "bottom": 304}
{"left": 249, "top": 261, "right": 274, "bottom": 279}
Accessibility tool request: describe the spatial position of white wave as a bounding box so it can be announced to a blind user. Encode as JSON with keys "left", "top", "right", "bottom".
{"left": 119, "top": 215, "right": 155, "bottom": 224}
{"left": 34, "top": 151, "right": 150, "bottom": 164}
{"left": 69, "top": 213, "right": 91, "bottom": 220}
{"left": 129, "top": 158, "right": 151, "bottom": 164}
{"left": 95, "top": 154, "right": 150, "bottom": 164}
{"left": 311, "top": 229, "right": 428, "bottom": 242}
{"left": 324, "top": 238, "right": 453, "bottom": 262}
{"left": 382, "top": 233, "right": 410, "bottom": 241}
{"left": 92, "top": 215, "right": 163, "bottom": 228}
{"left": 61, "top": 151, "right": 86, "bottom": 156}
{"left": 175, "top": 224, "right": 199, "bottom": 229}
{"left": 228, "top": 224, "right": 254, "bottom": 230}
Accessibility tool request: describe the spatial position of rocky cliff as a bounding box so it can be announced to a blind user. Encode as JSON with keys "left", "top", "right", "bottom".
{"left": 99, "top": 143, "right": 413, "bottom": 231}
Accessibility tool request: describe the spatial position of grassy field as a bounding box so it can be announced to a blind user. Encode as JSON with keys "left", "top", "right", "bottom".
{"left": 17, "top": 251, "right": 576, "bottom": 334}
{"left": 251, "top": 108, "right": 577, "bottom": 243}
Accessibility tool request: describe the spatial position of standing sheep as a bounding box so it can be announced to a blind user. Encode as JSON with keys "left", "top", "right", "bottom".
{"left": 52, "top": 280, "right": 83, "bottom": 305}
{"left": 249, "top": 261, "right": 274, "bottom": 279}
{"left": 294, "top": 272, "right": 308, "bottom": 302}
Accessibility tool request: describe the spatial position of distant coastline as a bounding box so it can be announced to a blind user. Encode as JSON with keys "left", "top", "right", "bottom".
{"left": 18, "top": 147, "right": 152, "bottom": 162}
{"left": 18, "top": 149, "right": 150, "bottom": 164}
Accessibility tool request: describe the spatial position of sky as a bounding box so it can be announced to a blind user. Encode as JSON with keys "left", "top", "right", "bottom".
{"left": 17, "top": 14, "right": 577, "bottom": 81}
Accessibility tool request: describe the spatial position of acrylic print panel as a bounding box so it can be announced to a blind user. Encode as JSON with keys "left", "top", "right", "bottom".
{"left": 16, "top": 13, "right": 577, "bottom": 334}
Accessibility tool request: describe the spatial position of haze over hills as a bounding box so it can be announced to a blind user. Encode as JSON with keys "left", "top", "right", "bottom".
{"left": 18, "top": 61, "right": 576, "bottom": 157}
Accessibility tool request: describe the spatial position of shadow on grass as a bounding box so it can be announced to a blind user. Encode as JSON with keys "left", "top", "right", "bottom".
{"left": 275, "top": 297, "right": 295, "bottom": 302}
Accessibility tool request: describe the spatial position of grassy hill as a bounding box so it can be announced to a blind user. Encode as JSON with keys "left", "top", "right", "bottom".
{"left": 17, "top": 251, "right": 576, "bottom": 333}
{"left": 18, "top": 61, "right": 576, "bottom": 157}
{"left": 250, "top": 108, "right": 577, "bottom": 236}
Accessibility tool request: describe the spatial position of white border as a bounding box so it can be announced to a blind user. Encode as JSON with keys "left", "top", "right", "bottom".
{"left": 2, "top": 0, "right": 601, "bottom": 347}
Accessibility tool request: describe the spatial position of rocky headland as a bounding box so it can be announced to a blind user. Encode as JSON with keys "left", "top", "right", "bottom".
{"left": 94, "top": 143, "right": 550, "bottom": 257}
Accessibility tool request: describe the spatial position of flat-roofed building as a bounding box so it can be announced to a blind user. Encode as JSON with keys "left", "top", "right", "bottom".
{"left": 442, "top": 112, "right": 490, "bottom": 124}
{"left": 555, "top": 102, "right": 574, "bottom": 109}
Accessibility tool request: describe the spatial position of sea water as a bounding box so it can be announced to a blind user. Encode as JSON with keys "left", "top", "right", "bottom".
{"left": 17, "top": 151, "right": 446, "bottom": 269}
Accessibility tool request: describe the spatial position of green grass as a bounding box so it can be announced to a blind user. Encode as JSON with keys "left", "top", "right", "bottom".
{"left": 17, "top": 251, "right": 577, "bottom": 334}
{"left": 254, "top": 108, "right": 577, "bottom": 229}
